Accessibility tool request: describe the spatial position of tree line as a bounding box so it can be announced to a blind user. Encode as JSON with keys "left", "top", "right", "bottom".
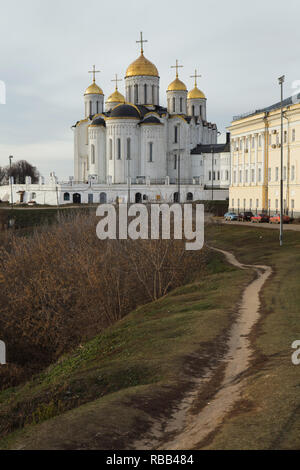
{"left": 0, "top": 160, "right": 40, "bottom": 185}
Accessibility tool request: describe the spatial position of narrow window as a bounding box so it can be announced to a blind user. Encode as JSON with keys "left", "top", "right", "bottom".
{"left": 256, "top": 198, "right": 259, "bottom": 208}
{"left": 291, "top": 165, "right": 295, "bottom": 181}
{"left": 91, "top": 144, "right": 95, "bottom": 165}
{"left": 192, "top": 105, "right": 195, "bottom": 116}
{"left": 209, "top": 171, "right": 212, "bottom": 181}
{"left": 144, "top": 84, "right": 147, "bottom": 104}
{"left": 127, "top": 138, "right": 131, "bottom": 160}
{"left": 284, "top": 130, "right": 287, "bottom": 143}
{"left": 152, "top": 85, "right": 155, "bottom": 104}
{"left": 149, "top": 142, "right": 153, "bottom": 162}
{"left": 283, "top": 166, "right": 287, "bottom": 180}
{"left": 245, "top": 170, "right": 248, "bottom": 182}
{"left": 134, "top": 85, "right": 138, "bottom": 103}
{"left": 258, "top": 168, "right": 262, "bottom": 182}
{"left": 174, "top": 154, "right": 177, "bottom": 170}
{"left": 291, "top": 199, "right": 295, "bottom": 209}
{"left": 232, "top": 199, "right": 234, "bottom": 208}
{"left": 172, "top": 97, "right": 175, "bottom": 113}
{"left": 117, "top": 138, "right": 121, "bottom": 160}
{"left": 292, "top": 129, "right": 296, "bottom": 141}
{"left": 259, "top": 135, "right": 262, "bottom": 147}
{"left": 96, "top": 101, "right": 99, "bottom": 114}
{"left": 180, "top": 97, "right": 183, "bottom": 113}
{"left": 174, "top": 126, "right": 178, "bottom": 143}
{"left": 109, "top": 139, "right": 113, "bottom": 160}
{"left": 89, "top": 101, "right": 92, "bottom": 116}
{"left": 251, "top": 169, "right": 255, "bottom": 182}
{"left": 275, "top": 167, "right": 279, "bottom": 181}
{"left": 128, "top": 86, "right": 132, "bottom": 103}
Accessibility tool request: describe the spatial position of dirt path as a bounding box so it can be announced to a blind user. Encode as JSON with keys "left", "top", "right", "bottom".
{"left": 134, "top": 247, "right": 272, "bottom": 450}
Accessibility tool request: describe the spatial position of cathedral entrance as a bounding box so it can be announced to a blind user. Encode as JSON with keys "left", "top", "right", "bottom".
{"left": 135, "top": 193, "right": 142, "bottom": 203}
{"left": 174, "top": 192, "right": 180, "bottom": 203}
{"left": 73, "top": 193, "right": 81, "bottom": 204}
{"left": 187, "top": 192, "right": 193, "bottom": 202}
{"left": 100, "top": 192, "right": 107, "bottom": 204}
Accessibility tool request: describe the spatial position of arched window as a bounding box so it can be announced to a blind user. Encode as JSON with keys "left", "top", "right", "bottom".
{"left": 144, "top": 84, "right": 147, "bottom": 104}
{"left": 180, "top": 97, "right": 183, "bottom": 113}
{"left": 149, "top": 142, "right": 153, "bottom": 162}
{"left": 64, "top": 193, "right": 70, "bottom": 202}
{"left": 152, "top": 85, "right": 155, "bottom": 104}
{"left": 128, "top": 86, "right": 132, "bottom": 102}
{"left": 192, "top": 105, "right": 195, "bottom": 116}
{"left": 174, "top": 126, "right": 178, "bottom": 143}
{"left": 117, "top": 138, "right": 121, "bottom": 160}
{"left": 91, "top": 144, "right": 95, "bottom": 165}
{"left": 172, "top": 97, "right": 176, "bottom": 113}
{"left": 134, "top": 84, "right": 138, "bottom": 104}
{"left": 127, "top": 138, "right": 131, "bottom": 160}
{"left": 96, "top": 101, "right": 99, "bottom": 114}
{"left": 89, "top": 101, "right": 92, "bottom": 116}
{"left": 200, "top": 105, "right": 202, "bottom": 118}
{"left": 187, "top": 192, "right": 193, "bottom": 202}
{"left": 109, "top": 139, "right": 113, "bottom": 160}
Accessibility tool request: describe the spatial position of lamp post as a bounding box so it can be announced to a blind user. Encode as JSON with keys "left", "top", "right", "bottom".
{"left": 9, "top": 155, "right": 13, "bottom": 208}
{"left": 278, "top": 75, "right": 285, "bottom": 247}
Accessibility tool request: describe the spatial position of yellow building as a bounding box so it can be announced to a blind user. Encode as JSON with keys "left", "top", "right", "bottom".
{"left": 228, "top": 97, "right": 300, "bottom": 217}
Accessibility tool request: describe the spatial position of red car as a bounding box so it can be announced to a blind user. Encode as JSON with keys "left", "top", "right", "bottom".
{"left": 269, "top": 214, "right": 290, "bottom": 224}
{"left": 251, "top": 213, "right": 270, "bottom": 223}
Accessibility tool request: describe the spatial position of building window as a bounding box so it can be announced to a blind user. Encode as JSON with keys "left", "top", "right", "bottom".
{"left": 209, "top": 170, "right": 212, "bottom": 181}
{"left": 217, "top": 171, "right": 220, "bottom": 180}
{"left": 239, "top": 170, "right": 242, "bottom": 183}
{"left": 31, "top": 192, "right": 36, "bottom": 200}
{"left": 283, "top": 166, "right": 287, "bottom": 180}
{"left": 237, "top": 198, "right": 240, "bottom": 208}
{"left": 292, "top": 129, "right": 296, "bottom": 141}
{"left": 252, "top": 137, "right": 255, "bottom": 149}
{"left": 134, "top": 84, "right": 138, "bottom": 103}
{"left": 149, "top": 142, "right": 153, "bottom": 162}
{"left": 276, "top": 134, "right": 279, "bottom": 145}
{"left": 256, "top": 198, "right": 259, "bottom": 208}
{"left": 180, "top": 97, "right": 183, "bottom": 113}
{"left": 127, "top": 138, "right": 131, "bottom": 160}
{"left": 174, "top": 154, "right": 177, "bottom": 170}
{"left": 225, "top": 170, "right": 229, "bottom": 180}
{"left": 269, "top": 134, "right": 272, "bottom": 146}
{"left": 64, "top": 193, "right": 70, "bottom": 202}
{"left": 91, "top": 144, "right": 95, "bottom": 165}
{"left": 268, "top": 168, "right": 271, "bottom": 182}
{"left": 276, "top": 199, "right": 279, "bottom": 210}
{"left": 128, "top": 86, "right": 132, "bottom": 103}
{"left": 291, "top": 199, "right": 295, "bottom": 209}
{"left": 233, "top": 171, "right": 236, "bottom": 183}
{"left": 144, "top": 84, "right": 147, "bottom": 104}
{"left": 152, "top": 85, "right": 155, "bottom": 104}
{"left": 259, "top": 135, "right": 262, "bottom": 147}
{"left": 243, "top": 198, "right": 246, "bottom": 209}
{"left": 268, "top": 199, "right": 271, "bottom": 209}
{"left": 117, "top": 138, "right": 121, "bottom": 160}
{"left": 109, "top": 139, "right": 113, "bottom": 160}
{"left": 258, "top": 168, "right": 262, "bottom": 182}
{"left": 275, "top": 167, "right": 279, "bottom": 181}
{"left": 250, "top": 198, "right": 252, "bottom": 208}
{"left": 239, "top": 139, "right": 242, "bottom": 151}
{"left": 232, "top": 199, "right": 234, "bottom": 208}
{"left": 200, "top": 105, "right": 202, "bottom": 118}
{"left": 96, "top": 101, "right": 99, "bottom": 114}
{"left": 284, "top": 130, "right": 287, "bottom": 143}
{"left": 172, "top": 97, "right": 176, "bottom": 113}
{"left": 291, "top": 165, "right": 295, "bottom": 181}
{"left": 245, "top": 170, "right": 249, "bottom": 183}
{"left": 251, "top": 169, "right": 255, "bottom": 182}
{"left": 174, "top": 126, "right": 178, "bottom": 143}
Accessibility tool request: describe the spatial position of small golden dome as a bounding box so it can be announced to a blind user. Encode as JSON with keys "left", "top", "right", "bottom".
{"left": 107, "top": 89, "right": 125, "bottom": 103}
{"left": 167, "top": 78, "right": 187, "bottom": 92}
{"left": 85, "top": 82, "right": 103, "bottom": 95}
{"left": 188, "top": 86, "right": 206, "bottom": 100}
{"left": 126, "top": 53, "right": 159, "bottom": 78}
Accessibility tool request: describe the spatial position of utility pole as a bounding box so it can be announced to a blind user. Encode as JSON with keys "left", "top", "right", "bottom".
{"left": 9, "top": 155, "right": 13, "bottom": 208}
{"left": 278, "top": 75, "right": 285, "bottom": 247}
{"left": 211, "top": 145, "right": 214, "bottom": 201}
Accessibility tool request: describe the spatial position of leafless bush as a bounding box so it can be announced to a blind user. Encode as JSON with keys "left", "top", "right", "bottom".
{"left": 0, "top": 212, "right": 205, "bottom": 389}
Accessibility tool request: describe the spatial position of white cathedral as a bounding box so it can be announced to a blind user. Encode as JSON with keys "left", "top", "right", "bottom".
{"left": 0, "top": 34, "right": 230, "bottom": 206}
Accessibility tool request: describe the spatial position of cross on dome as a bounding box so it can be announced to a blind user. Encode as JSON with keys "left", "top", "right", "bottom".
{"left": 171, "top": 60, "right": 184, "bottom": 79}
{"left": 190, "top": 69, "right": 202, "bottom": 87}
{"left": 111, "top": 74, "right": 122, "bottom": 90}
{"left": 88, "top": 65, "right": 101, "bottom": 83}
{"left": 136, "top": 31, "right": 148, "bottom": 54}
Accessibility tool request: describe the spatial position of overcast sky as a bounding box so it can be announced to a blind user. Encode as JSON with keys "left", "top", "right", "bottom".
{"left": 0, "top": 0, "right": 300, "bottom": 179}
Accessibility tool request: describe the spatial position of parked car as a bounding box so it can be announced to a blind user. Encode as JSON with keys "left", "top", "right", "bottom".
{"left": 224, "top": 212, "right": 238, "bottom": 221}
{"left": 251, "top": 213, "right": 270, "bottom": 223}
{"left": 238, "top": 211, "right": 254, "bottom": 222}
{"left": 269, "top": 214, "right": 290, "bottom": 224}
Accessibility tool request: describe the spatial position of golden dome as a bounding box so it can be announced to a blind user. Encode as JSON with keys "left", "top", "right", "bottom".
{"left": 167, "top": 78, "right": 187, "bottom": 92}
{"left": 107, "top": 89, "right": 125, "bottom": 103}
{"left": 188, "top": 86, "right": 206, "bottom": 100}
{"left": 126, "top": 52, "right": 159, "bottom": 78}
{"left": 84, "top": 82, "right": 103, "bottom": 95}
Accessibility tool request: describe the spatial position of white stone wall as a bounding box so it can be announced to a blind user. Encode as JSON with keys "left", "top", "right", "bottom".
{"left": 187, "top": 98, "right": 207, "bottom": 120}
{"left": 125, "top": 76, "right": 160, "bottom": 106}
{"left": 84, "top": 93, "right": 104, "bottom": 117}
{"left": 167, "top": 90, "right": 188, "bottom": 115}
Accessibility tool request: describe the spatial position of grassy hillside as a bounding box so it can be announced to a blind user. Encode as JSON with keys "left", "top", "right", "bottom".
{"left": 204, "top": 223, "right": 300, "bottom": 449}
{"left": 0, "top": 250, "right": 252, "bottom": 450}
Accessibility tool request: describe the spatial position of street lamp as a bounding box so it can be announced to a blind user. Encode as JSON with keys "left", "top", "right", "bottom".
{"left": 278, "top": 75, "right": 285, "bottom": 247}
{"left": 9, "top": 155, "right": 13, "bottom": 208}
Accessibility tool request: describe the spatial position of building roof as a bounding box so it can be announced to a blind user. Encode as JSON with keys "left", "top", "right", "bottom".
{"left": 140, "top": 116, "right": 162, "bottom": 125}
{"left": 191, "top": 133, "right": 230, "bottom": 154}
{"left": 232, "top": 93, "right": 300, "bottom": 121}
{"left": 90, "top": 116, "right": 106, "bottom": 127}
{"left": 110, "top": 103, "right": 141, "bottom": 119}
{"left": 126, "top": 53, "right": 159, "bottom": 78}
